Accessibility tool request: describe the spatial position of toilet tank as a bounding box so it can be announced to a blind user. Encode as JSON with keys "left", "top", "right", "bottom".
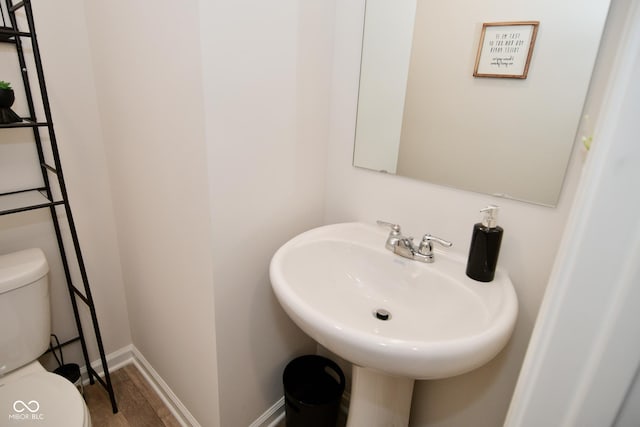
{"left": 0, "top": 248, "right": 50, "bottom": 376}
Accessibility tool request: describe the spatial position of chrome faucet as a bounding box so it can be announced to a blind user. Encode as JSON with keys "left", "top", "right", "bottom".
{"left": 377, "top": 220, "right": 452, "bottom": 263}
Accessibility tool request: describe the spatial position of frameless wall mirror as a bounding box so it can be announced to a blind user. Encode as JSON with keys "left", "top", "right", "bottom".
{"left": 353, "top": 0, "right": 611, "bottom": 206}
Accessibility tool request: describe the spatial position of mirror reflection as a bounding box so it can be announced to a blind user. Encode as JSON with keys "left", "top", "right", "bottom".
{"left": 353, "top": 0, "right": 611, "bottom": 206}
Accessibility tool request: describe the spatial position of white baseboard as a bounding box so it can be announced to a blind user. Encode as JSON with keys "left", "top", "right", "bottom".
{"left": 251, "top": 390, "right": 350, "bottom": 427}
{"left": 80, "top": 344, "right": 199, "bottom": 427}
{"left": 249, "top": 396, "right": 285, "bottom": 427}
{"left": 130, "top": 346, "right": 201, "bottom": 427}
{"left": 80, "top": 344, "right": 134, "bottom": 380}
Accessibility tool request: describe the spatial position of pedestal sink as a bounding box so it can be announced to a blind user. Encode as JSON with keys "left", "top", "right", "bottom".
{"left": 270, "top": 222, "right": 518, "bottom": 426}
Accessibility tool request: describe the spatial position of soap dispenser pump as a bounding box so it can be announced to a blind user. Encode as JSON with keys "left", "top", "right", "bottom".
{"left": 466, "top": 205, "right": 503, "bottom": 282}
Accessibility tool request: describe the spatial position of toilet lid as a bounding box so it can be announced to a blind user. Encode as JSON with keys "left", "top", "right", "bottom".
{"left": 0, "top": 371, "right": 85, "bottom": 426}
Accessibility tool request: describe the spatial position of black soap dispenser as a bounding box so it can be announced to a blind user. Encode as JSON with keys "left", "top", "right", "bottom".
{"left": 466, "top": 205, "right": 503, "bottom": 282}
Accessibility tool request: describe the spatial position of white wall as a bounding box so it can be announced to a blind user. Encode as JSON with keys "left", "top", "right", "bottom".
{"left": 325, "top": 0, "right": 620, "bottom": 425}
{"left": 198, "top": 0, "right": 333, "bottom": 424}
{"left": 0, "top": 0, "right": 131, "bottom": 369}
{"left": 5, "top": 0, "right": 332, "bottom": 425}
{"left": 82, "top": 1, "right": 220, "bottom": 425}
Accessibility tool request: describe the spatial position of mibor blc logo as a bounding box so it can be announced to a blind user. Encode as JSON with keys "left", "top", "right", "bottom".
{"left": 8, "top": 400, "right": 44, "bottom": 421}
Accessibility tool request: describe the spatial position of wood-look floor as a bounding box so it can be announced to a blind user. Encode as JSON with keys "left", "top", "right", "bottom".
{"left": 84, "top": 364, "right": 181, "bottom": 427}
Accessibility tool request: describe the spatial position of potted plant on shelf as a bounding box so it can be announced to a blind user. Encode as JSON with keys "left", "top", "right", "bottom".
{"left": 0, "top": 80, "right": 22, "bottom": 124}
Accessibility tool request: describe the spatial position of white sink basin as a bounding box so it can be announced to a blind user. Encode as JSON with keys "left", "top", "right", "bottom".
{"left": 270, "top": 222, "right": 518, "bottom": 380}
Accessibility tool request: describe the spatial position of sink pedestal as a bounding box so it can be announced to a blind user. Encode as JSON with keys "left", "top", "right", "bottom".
{"left": 346, "top": 366, "right": 415, "bottom": 427}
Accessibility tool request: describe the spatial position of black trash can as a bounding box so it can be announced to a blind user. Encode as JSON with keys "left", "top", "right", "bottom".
{"left": 283, "top": 355, "right": 346, "bottom": 427}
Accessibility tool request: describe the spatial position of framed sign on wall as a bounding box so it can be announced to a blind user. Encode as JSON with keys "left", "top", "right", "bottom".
{"left": 473, "top": 21, "right": 540, "bottom": 79}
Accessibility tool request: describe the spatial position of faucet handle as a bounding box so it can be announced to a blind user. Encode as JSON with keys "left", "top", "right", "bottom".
{"left": 421, "top": 234, "right": 453, "bottom": 248}
{"left": 377, "top": 221, "right": 404, "bottom": 252}
{"left": 376, "top": 220, "right": 401, "bottom": 235}
{"left": 415, "top": 234, "right": 452, "bottom": 262}
{"left": 418, "top": 234, "right": 453, "bottom": 258}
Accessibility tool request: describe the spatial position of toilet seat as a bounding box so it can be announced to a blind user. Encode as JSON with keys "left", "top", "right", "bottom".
{"left": 0, "top": 370, "right": 89, "bottom": 426}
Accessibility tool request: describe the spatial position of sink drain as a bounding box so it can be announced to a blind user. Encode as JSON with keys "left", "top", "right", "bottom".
{"left": 374, "top": 308, "right": 391, "bottom": 321}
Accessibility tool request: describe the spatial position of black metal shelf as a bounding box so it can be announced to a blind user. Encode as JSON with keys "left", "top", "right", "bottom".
{"left": 0, "top": 27, "right": 30, "bottom": 41}
{"left": 0, "top": 119, "right": 50, "bottom": 128}
{"left": 1, "top": 0, "right": 118, "bottom": 414}
{"left": 0, "top": 189, "right": 63, "bottom": 215}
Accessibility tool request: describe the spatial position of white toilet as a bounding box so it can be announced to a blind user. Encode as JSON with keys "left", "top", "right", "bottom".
{"left": 0, "top": 248, "right": 91, "bottom": 426}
